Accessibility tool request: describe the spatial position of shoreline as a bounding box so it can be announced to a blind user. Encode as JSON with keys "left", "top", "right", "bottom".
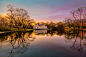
{"left": 0, "top": 30, "right": 33, "bottom": 34}
{"left": 1, "top": 28, "right": 86, "bottom": 34}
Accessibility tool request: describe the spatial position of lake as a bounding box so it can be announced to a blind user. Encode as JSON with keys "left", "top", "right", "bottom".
{"left": 0, "top": 30, "right": 86, "bottom": 57}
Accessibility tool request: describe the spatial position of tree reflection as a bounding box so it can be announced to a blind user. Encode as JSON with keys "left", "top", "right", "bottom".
{"left": 65, "top": 30, "right": 86, "bottom": 53}
{"left": 38, "top": 30, "right": 86, "bottom": 53}
{"left": 0, "top": 31, "right": 35, "bottom": 57}
{"left": 1, "top": 30, "right": 86, "bottom": 56}
{"left": 46, "top": 30, "right": 64, "bottom": 36}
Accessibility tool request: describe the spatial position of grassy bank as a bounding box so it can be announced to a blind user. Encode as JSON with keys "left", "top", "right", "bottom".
{"left": 64, "top": 28, "right": 86, "bottom": 34}
{"left": 64, "top": 28, "right": 81, "bottom": 32}
{"left": 0, "top": 26, "right": 33, "bottom": 31}
{"left": 0, "top": 26, "right": 18, "bottom": 31}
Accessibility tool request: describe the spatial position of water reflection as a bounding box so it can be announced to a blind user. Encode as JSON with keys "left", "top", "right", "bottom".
{"left": 65, "top": 31, "right": 86, "bottom": 53}
{"left": 0, "top": 31, "right": 35, "bottom": 57}
{"left": 34, "top": 30, "right": 86, "bottom": 53}
{"left": 0, "top": 30, "right": 86, "bottom": 57}
{"left": 34, "top": 30, "right": 47, "bottom": 35}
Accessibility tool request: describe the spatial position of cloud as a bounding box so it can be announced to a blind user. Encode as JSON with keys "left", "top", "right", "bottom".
{"left": 0, "top": 0, "right": 86, "bottom": 22}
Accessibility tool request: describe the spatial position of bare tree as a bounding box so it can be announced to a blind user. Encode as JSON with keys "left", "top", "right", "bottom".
{"left": 7, "top": 5, "right": 15, "bottom": 27}
{"left": 6, "top": 5, "right": 30, "bottom": 29}
{"left": 15, "top": 8, "right": 30, "bottom": 28}
{"left": 70, "top": 10, "right": 77, "bottom": 21}
{"left": 83, "top": 7, "right": 86, "bottom": 19}
{"left": 70, "top": 7, "right": 84, "bottom": 29}
{"left": 76, "top": 7, "right": 84, "bottom": 29}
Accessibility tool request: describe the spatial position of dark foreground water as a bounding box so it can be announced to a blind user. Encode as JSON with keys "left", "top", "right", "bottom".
{"left": 0, "top": 30, "right": 86, "bottom": 57}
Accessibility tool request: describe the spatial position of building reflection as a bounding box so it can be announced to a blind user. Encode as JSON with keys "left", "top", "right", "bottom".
{"left": 33, "top": 30, "right": 47, "bottom": 35}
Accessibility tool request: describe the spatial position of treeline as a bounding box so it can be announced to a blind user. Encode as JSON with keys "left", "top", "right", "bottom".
{"left": 36, "top": 21, "right": 64, "bottom": 30}
{"left": 0, "top": 5, "right": 34, "bottom": 31}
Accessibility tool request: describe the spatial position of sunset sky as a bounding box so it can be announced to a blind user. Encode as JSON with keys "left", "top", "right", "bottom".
{"left": 0, "top": 0, "right": 86, "bottom": 22}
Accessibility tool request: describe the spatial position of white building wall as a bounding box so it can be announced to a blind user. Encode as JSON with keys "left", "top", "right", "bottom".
{"left": 33, "top": 25, "right": 47, "bottom": 29}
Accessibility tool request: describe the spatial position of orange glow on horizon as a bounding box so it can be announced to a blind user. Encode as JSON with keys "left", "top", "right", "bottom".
{"left": 0, "top": 13, "right": 7, "bottom": 17}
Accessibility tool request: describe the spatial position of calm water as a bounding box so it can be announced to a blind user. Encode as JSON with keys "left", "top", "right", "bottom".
{"left": 0, "top": 30, "right": 86, "bottom": 57}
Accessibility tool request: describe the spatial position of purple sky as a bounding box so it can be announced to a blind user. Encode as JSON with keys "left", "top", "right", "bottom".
{"left": 0, "top": 0, "right": 86, "bottom": 22}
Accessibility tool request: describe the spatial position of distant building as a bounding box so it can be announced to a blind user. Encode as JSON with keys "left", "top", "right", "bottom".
{"left": 33, "top": 24, "right": 47, "bottom": 30}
